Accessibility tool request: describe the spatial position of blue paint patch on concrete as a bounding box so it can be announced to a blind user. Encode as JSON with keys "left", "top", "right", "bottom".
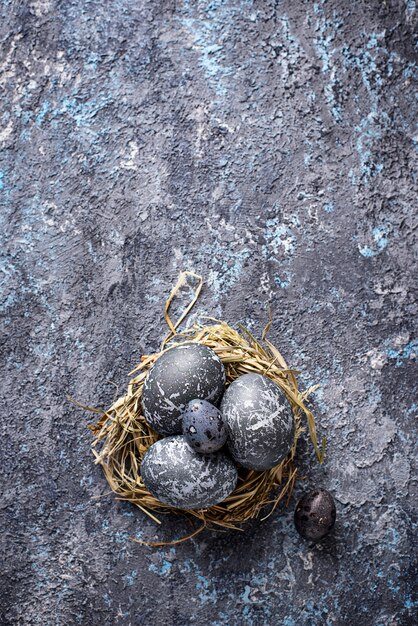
{"left": 359, "top": 225, "right": 389, "bottom": 257}
{"left": 85, "top": 52, "right": 100, "bottom": 70}
{"left": 36, "top": 101, "right": 50, "bottom": 127}
{"left": 342, "top": 38, "right": 385, "bottom": 96}
{"left": 133, "top": 529, "right": 144, "bottom": 541}
{"left": 360, "top": 246, "right": 375, "bottom": 258}
{"left": 312, "top": 7, "right": 344, "bottom": 123}
{"left": 102, "top": 593, "right": 112, "bottom": 607}
{"left": 148, "top": 549, "right": 176, "bottom": 578}
{"left": 196, "top": 573, "right": 218, "bottom": 604}
{"left": 177, "top": 558, "right": 219, "bottom": 604}
{"left": 211, "top": 612, "right": 230, "bottom": 626}
{"left": 262, "top": 216, "right": 297, "bottom": 289}
{"left": 0, "top": 292, "right": 16, "bottom": 313}
{"left": 354, "top": 112, "right": 390, "bottom": 183}
{"left": 274, "top": 271, "right": 292, "bottom": 289}
{"left": 180, "top": 1, "right": 235, "bottom": 98}
{"left": 385, "top": 340, "right": 417, "bottom": 367}
{"left": 366, "top": 31, "right": 385, "bottom": 50}
{"left": 264, "top": 218, "right": 297, "bottom": 256}
{"left": 54, "top": 96, "right": 114, "bottom": 128}
{"left": 406, "top": 403, "right": 417, "bottom": 415}
{"left": 125, "top": 570, "right": 138, "bottom": 586}
{"left": 404, "top": 1, "right": 416, "bottom": 20}
{"left": 404, "top": 594, "right": 418, "bottom": 610}
{"left": 159, "top": 559, "right": 173, "bottom": 575}
{"left": 199, "top": 240, "right": 251, "bottom": 300}
{"left": 148, "top": 560, "right": 172, "bottom": 577}
{"left": 241, "top": 585, "right": 252, "bottom": 604}
{"left": 372, "top": 226, "right": 389, "bottom": 250}
{"left": 114, "top": 530, "right": 130, "bottom": 544}
{"left": 386, "top": 527, "right": 401, "bottom": 546}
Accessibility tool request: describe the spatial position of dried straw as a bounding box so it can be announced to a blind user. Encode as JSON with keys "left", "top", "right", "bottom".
{"left": 85, "top": 271, "right": 324, "bottom": 544}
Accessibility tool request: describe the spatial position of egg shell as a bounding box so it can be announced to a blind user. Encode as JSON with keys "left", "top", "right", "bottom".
{"left": 294, "top": 489, "right": 336, "bottom": 541}
{"left": 182, "top": 399, "right": 227, "bottom": 454}
{"left": 140, "top": 436, "right": 238, "bottom": 509}
{"left": 221, "top": 373, "right": 294, "bottom": 471}
{"left": 141, "top": 342, "right": 226, "bottom": 435}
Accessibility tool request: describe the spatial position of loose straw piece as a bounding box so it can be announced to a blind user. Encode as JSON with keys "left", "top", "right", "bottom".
{"left": 162, "top": 271, "right": 203, "bottom": 349}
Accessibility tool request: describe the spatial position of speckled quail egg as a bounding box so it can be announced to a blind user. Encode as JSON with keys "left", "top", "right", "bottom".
{"left": 294, "top": 489, "right": 336, "bottom": 541}
{"left": 182, "top": 399, "right": 227, "bottom": 454}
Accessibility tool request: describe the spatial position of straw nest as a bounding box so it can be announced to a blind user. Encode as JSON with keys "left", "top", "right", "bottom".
{"left": 84, "top": 272, "right": 324, "bottom": 545}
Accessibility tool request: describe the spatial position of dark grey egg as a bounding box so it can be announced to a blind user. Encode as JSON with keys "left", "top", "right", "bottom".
{"left": 221, "top": 373, "right": 294, "bottom": 471}
{"left": 140, "top": 436, "right": 238, "bottom": 509}
{"left": 294, "top": 489, "right": 336, "bottom": 541}
{"left": 182, "top": 399, "right": 227, "bottom": 454}
{"left": 141, "top": 343, "right": 226, "bottom": 435}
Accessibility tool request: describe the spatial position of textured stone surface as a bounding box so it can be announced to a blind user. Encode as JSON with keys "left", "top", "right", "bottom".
{"left": 1, "top": 0, "right": 416, "bottom": 624}
{"left": 141, "top": 436, "right": 237, "bottom": 509}
{"left": 221, "top": 373, "right": 295, "bottom": 470}
{"left": 142, "top": 342, "right": 225, "bottom": 434}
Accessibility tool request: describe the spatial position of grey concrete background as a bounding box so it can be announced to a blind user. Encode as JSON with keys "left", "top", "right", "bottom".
{"left": 1, "top": 0, "right": 417, "bottom": 624}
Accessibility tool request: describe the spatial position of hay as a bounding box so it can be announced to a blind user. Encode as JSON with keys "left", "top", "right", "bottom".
{"left": 85, "top": 271, "right": 324, "bottom": 545}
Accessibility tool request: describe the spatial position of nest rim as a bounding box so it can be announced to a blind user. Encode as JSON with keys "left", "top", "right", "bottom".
{"left": 87, "top": 316, "right": 324, "bottom": 546}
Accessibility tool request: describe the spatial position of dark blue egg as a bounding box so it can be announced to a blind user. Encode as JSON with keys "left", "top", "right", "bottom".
{"left": 294, "top": 489, "right": 336, "bottom": 541}
{"left": 182, "top": 399, "right": 227, "bottom": 454}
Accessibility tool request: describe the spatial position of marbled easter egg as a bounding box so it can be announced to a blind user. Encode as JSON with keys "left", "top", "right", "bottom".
{"left": 141, "top": 343, "right": 226, "bottom": 435}
{"left": 221, "top": 373, "right": 294, "bottom": 471}
{"left": 140, "top": 436, "right": 238, "bottom": 509}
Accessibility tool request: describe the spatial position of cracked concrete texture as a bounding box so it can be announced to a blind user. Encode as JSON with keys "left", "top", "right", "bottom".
{"left": 1, "top": 0, "right": 416, "bottom": 624}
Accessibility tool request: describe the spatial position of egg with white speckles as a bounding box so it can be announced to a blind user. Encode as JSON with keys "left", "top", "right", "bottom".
{"left": 140, "top": 436, "right": 238, "bottom": 509}
{"left": 221, "top": 373, "right": 294, "bottom": 471}
{"left": 294, "top": 489, "right": 336, "bottom": 541}
{"left": 182, "top": 399, "right": 227, "bottom": 454}
{"left": 141, "top": 343, "right": 226, "bottom": 435}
